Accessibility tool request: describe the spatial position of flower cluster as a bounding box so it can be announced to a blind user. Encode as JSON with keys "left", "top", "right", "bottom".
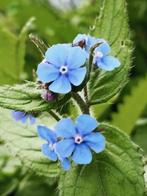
{"left": 37, "top": 114, "right": 105, "bottom": 170}
{"left": 37, "top": 34, "right": 121, "bottom": 95}
{"left": 11, "top": 33, "right": 119, "bottom": 170}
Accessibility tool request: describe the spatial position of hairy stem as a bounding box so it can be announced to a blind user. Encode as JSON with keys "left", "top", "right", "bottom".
{"left": 49, "top": 110, "right": 60, "bottom": 121}
{"left": 72, "top": 92, "right": 89, "bottom": 114}
{"left": 29, "top": 34, "right": 49, "bottom": 57}
{"left": 83, "top": 85, "right": 89, "bottom": 105}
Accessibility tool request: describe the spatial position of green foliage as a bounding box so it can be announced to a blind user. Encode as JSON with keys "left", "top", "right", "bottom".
{"left": 59, "top": 123, "right": 145, "bottom": 196}
{"left": 0, "top": 17, "right": 34, "bottom": 84}
{"left": 0, "top": 144, "right": 22, "bottom": 196}
{"left": 15, "top": 173, "right": 57, "bottom": 196}
{"left": 111, "top": 76, "right": 147, "bottom": 134}
{"left": 0, "top": 144, "right": 58, "bottom": 196}
{"left": 7, "top": 0, "right": 77, "bottom": 43}
{"left": 132, "top": 120, "right": 147, "bottom": 154}
{"left": 0, "top": 0, "right": 146, "bottom": 195}
{"left": 88, "top": 0, "right": 132, "bottom": 105}
{"left": 0, "top": 82, "right": 70, "bottom": 112}
{"left": 0, "top": 108, "right": 60, "bottom": 178}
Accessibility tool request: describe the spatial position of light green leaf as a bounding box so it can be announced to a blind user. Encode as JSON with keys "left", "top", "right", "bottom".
{"left": 111, "top": 76, "right": 147, "bottom": 134}
{"left": 17, "top": 17, "right": 35, "bottom": 76}
{"left": 15, "top": 173, "right": 57, "bottom": 196}
{"left": 0, "top": 17, "right": 34, "bottom": 84}
{"left": 0, "top": 82, "right": 69, "bottom": 113}
{"left": 59, "top": 123, "right": 145, "bottom": 196}
{"left": 0, "top": 108, "right": 60, "bottom": 178}
{"left": 89, "top": 0, "right": 132, "bottom": 105}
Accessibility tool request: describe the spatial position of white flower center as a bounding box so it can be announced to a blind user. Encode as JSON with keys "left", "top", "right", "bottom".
{"left": 75, "top": 135, "right": 83, "bottom": 144}
{"left": 59, "top": 65, "right": 68, "bottom": 74}
{"left": 49, "top": 143, "right": 56, "bottom": 151}
{"left": 95, "top": 51, "right": 103, "bottom": 58}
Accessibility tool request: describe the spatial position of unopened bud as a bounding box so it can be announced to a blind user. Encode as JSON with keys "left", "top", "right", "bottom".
{"left": 41, "top": 90, "right": 56, "bottom": 101}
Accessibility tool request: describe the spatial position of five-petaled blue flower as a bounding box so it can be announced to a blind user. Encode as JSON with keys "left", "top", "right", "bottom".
{"left": 37, "top": 125, "right": 70, "bottom": 170}
{"left": 37, "top": 44, "right": 87, "bottom": 94}
{"left": 93, "top": 42, "right": 121, "bottom": 71}
{"left": 12, "top": 111, "right": 36, "bottom": 125}
{"left": 55, "top": 114, "right": 105, "bottom": 164}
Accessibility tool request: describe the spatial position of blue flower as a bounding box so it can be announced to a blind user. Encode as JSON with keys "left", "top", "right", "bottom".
{"left": 37, "top": 125, "right": 70, "bottom": 171}
{"left": 55, "top": 115, "right": 105, "bottom": 165}
{"left": 73, "top": 34, "right": 106, "bottom": 53}
{"left": 73, "top": 34, "right": 96, "bottom": 52}
{"left": 12, "top": 111, "right": 36, "bottom": 125}
{"left": 93, "top": 42, "right": 121, "bottom": 71}
{"left": 37, "top": 44, "right": 87, "bottom": 94}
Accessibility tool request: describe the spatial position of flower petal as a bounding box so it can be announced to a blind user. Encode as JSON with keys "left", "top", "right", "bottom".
{"left": 98, "top": 56, "right": 121, "bottom": 71}
{"left": 60, "top": 158, "right": 71, "bottom": 171}
{"left": 29, "top": 115, "right": 36, "bottom": 125}
{"left": 45, "top": 44, "right": 69, "bottom": 67}
{"left": 56, "top": 139, "right": 75, "bottom": 158}
{"left": 12, "top": 111, "right": 25, "bottom": 121}
{"left": 21, "top": 115, "right": 28, "bottom": 124}
{"left": 73, "top": 34, "right": 88, "bottom": 45}
{"left": 37, "top": 125, "right": 57, "bottom": 143}
{"left": 72, "top": 144, "right": 92, "bottom": 164}
{"left": 84, "top": 132, "right": 105, "bottom": 153}
{"left": 76, "top": 114, "right": 99, "bottom": 136}
{"left": 68, "top": 67, "right": 86, "bottom": 86}
{"left": 42, "top": 144, "right": 57, "bottom": 161}
{"left": 49, "top": 75, "right": 71, "bottom": 94}
{"left": 67, "top": 46, "right": 87, "bottom": 69}
{"left": 95, "top": 42, "right": 111, "bottom": 55}
{"left": 37, "top": 62, "right": 59, "bottom": 83}
{"left": 55, "top": 118, "right": 76, "bottom": 138}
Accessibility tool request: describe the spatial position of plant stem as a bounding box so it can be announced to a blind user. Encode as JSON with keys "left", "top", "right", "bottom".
{"left": 29, "top": 34, "right": 49, "bottom": 58}
{"left": 72, "top": 92, "right": 89, "bottom": 114}
{"left": 83, "top": 85, "right": 89, "bottom": 105}
{"left": 49, "top": 110, "right": 60, "bottom": 121}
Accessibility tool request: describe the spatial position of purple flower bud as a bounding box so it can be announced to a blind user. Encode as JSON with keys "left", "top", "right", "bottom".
{"left": 41, "top": 90, "right": 56, "bottom": 101}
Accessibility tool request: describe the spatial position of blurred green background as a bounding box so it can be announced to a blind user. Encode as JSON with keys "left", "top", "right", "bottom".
{"left": 0, "top": 0, "right": 147, "bottom": 195}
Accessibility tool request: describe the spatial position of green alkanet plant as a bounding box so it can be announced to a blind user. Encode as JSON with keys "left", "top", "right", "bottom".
{"left": 0, "top": 0, "right": 145, "bottom": 195}
{"left": 35, "top": 35, "right": 116, "bottom": 170}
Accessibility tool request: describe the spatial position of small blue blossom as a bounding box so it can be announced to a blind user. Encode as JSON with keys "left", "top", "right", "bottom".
{"left": 12, "top": 111, "right": 36, "bottom": 125}
{"left": 55, "top": 115, "right": 105, "bottom": 165}
{"left": 37, "top": 44, "right": 87, "bottom": 94}
{"left": 73, "top": 34, "right": 96, "bottom": 52}
{"left": 93, "top": 42, "right": 121, "bottom": 71}
{"left": 73, "top": 34, "right": 105, "bottom": 53}
{"left": 37, "top": 125, "right": 70, "bottom": 170}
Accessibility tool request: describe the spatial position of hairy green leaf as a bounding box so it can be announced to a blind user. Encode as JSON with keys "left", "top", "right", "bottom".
{"left": 111, "top": 76, "right": 147, "bottom": 134}
{"left": 0, "top": 82, "right": 69, "bottom": 113}
{"left": 0, "top": 108, "right": 60, "bottom": 178}
{"left": 89, "top": 0, "right": 132, "bottom": 105}
{"left": 59, "top": 123, "right": 145, "bottom": 196}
